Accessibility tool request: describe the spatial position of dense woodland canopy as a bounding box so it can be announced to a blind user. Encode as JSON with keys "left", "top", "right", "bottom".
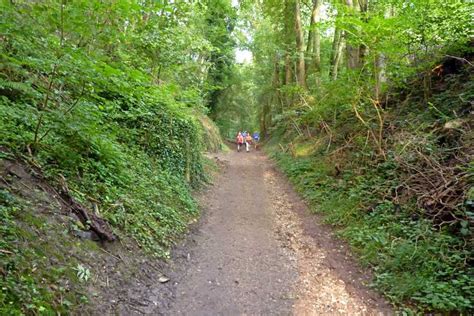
{"left": 215, "top": 0, "right": 472, "bottom": 135}
{"left": 0, "top": 0, "right": 473, "bottom": 314}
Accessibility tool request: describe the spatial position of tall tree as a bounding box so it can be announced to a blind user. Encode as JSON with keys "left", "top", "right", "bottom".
{"left": 203, "top": 0, "right": 236, "bottom": 117}
{"left": 284, "top": 51, "right": 293, "bottom": 86}
{"left": 294, "top": 0, "right": 307, "bottom": 88}
{"left": 272, "top": 53, "right": 283, "bottom": 113}
{"left": 358, "top": 0, "right": 369, "bottom": 68}
{"left": 329, "top": 28, "right": 344, "bottom": 80}
{"left": 306, "top": 0, "right": 322, "bottom": 85}
{"left": 345, "top": 0, "right": 360, "bottom": 69}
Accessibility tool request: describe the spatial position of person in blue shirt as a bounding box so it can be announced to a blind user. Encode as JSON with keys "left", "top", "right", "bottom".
{"left": 252, "top": 131, "right": 260, "bottom": 149}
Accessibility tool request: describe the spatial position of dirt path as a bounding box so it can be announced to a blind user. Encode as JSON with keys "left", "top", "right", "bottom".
{"left": 165, "top": 150, "right": 391, "bottom": 315}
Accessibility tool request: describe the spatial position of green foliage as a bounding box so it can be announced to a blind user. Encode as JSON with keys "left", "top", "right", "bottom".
{"left": 213, "top": 65, "right": 259, "bottom": 138}
{"left": 0, "top": 0, "right": 225, "bottom": 311}
{"left": 238, "top": 1, "right": 473, "bottom": 310}
{"left": 272, "top": 151, "right": 474, "bottom": 312}
{"left": 264, "top": 57, "right": 473, "bottom": 312}
{"left": 202, "top": 0, "right": 237, "bottom": 116}
{"left": 74, "top": 264, "right": 91, "bottom": 283}
{"left": 0, "top": 190, "right": 82, "bottom": 314}
{"left": 0, "top": 0, "right": 222, "bottom": 248}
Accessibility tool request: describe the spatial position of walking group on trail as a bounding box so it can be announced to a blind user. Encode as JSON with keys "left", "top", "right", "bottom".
{"left": 236, "top": 131, "right": 259, "bottom": 152}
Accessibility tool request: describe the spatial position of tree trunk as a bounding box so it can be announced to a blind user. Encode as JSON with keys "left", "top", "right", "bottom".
{"left": 284, "top": 50, "right": 292, "bottom": 85}
{"left": 283, "top": 50, "right": 294, "bottom": 106}
{"left": 260, "top": 98, "right": 272, "bottom": 138}
{"left": 306, "top": 0, "right": 321, "bottom": 85}
{"left": 330, "top": 28, "right": 343, "bottom": 80}
{"left": 312, "top": 0, "right": 321, "bottom": 73}
{"left": 345, "top": 0, "right": 360, "bottom": 69}
{"left": 346, "top": 46, "right": 359, "bottom": 69}
{"left": 306, "top": 28, "right": 313, "bottom": 74}
{"left": 272, "top": 53, "right": 283, "bottom": 112}
{"left": 294, "top": 0, "right": 306, "bottom": 88}
{"left": 374, "top": 5, "right": 391, "bottom": 100}
{"left": 358, "top": 0, "right": 369, "bottom": 67}
{"left": 374, "top": 53, "right": 386, "bottom": 100}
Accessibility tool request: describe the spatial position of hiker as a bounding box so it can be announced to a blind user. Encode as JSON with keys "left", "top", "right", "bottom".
{"left": 236, "top": 132, "right": 244, "bottom": 152}
{"left": 245, "top": 133, "right": 252, "bottom": 152}
{"left": 252, "top": 131, "right": 260, "bottom": 149}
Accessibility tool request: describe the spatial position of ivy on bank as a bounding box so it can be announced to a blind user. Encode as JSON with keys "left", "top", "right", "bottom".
{"left": 0, "top": 0, "right": 230, "bottom": 313}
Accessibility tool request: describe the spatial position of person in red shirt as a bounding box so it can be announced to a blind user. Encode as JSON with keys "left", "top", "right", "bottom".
{"left": 236, "top": 132, "right": 244, "bottom": 152}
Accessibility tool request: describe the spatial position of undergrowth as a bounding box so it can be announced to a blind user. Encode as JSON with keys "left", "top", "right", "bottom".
{"left": 0, "top": 189, "right": 88, "bottom": 315}
{"left": 0, "top": 82, "right": 206, "bottom": 258}
{"left": 273, "top": 153, "right": 473, "bottom": 311}
{"left": 267, "top": 57, "right": 473, "bottom": 312}
{"left": 0, "top": 0, "right": 219, "bottom": 258}
{"left": 0, "top": 1, "right": 223, "bottom": 313}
